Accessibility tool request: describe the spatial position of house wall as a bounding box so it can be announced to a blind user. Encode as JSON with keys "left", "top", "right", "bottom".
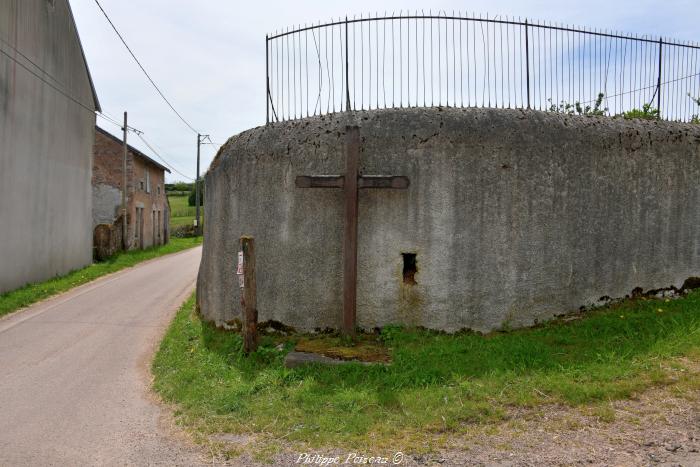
{"left": 198, "top": 107, "right": 700, "bottom": 333}
{"left": 130, "top": 156, "right": 167, "bottom": 249}
{"left": 92, "top": 130, "right": 168, "bottom": 252}
{"left": 92, "top": 130, "right": 130, "bottom": 227}
{"left": 0, "top": 0, "right": 96, "bottom": 293}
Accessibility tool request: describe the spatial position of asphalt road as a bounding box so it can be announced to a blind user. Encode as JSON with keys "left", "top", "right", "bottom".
{"left": 0, "top": 246, "right": 208, "bottom": 466}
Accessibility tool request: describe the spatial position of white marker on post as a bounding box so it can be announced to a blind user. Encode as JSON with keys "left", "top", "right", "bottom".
{"left": 236, "top": 251, "right": 245, "bottom": 288}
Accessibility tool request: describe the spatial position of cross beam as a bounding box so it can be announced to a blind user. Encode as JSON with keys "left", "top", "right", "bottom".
{"left": 295, "top": 126, "right": 410, "bottom": 335}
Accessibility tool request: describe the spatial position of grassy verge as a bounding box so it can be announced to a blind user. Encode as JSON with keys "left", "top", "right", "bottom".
{"left": 0, "top": 236, "right": 202, "bottom": 318}
{"left": 152, "top": 291, "right": 700, "bottom": 455}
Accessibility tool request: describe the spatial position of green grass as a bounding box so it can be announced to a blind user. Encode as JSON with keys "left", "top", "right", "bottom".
{"left": 0, "top": 237, "right": 202, "bottom": 319}
{"left": 168, "top": 194, "right": 202, "bottom": 229}
{"left": 152, "top": 291, "right": 700, "bottom": 453}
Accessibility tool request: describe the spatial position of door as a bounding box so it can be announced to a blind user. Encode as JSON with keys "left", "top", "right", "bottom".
{"left": 139, "top": 208, "right": 144, "bottom": 249}
{"left": 157, "top": 210, "right": 161, "bottom": 245}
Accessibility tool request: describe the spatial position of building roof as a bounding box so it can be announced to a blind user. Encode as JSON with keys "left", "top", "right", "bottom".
{"left": 95, "top": 126, "right": 171, "bottom": 173}
{"left": 65, "top": 0, "right": 101, "bottom": 112}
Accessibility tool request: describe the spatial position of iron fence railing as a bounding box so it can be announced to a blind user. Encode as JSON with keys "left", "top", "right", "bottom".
{"left": 265, "top": 12, "right": 700, "bottom": 124}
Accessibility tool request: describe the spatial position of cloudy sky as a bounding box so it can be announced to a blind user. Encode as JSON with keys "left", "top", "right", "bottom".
{"left": 71, "top": 0, "right": 699, "bottom": 182}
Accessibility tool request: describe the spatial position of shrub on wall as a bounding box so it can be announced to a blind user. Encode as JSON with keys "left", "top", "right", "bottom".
{"left": 622, "top": 104, "right": 660, "bottom": 120}
{"left": 548, "top": 92, "right": 607, "bottom": 116}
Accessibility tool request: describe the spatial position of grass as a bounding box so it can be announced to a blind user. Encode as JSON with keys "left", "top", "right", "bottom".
{"left": 152, "top": 290, "right": 700, "bottom": 455}
{"left": 168, "top": 194, "right": 202, "bottom": 228}
{"left": 0, "top": 236, "right": 202, "bottom": 319}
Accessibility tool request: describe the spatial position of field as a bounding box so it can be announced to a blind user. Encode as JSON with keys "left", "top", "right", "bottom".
{"left": 152, "top": 290, "right": 700, "bottom": 460}
{"left": 168, "top": 194, "right": 201, "bottom": 228}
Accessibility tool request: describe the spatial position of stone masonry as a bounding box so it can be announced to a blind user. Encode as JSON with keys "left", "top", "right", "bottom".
{"left": 92, "top": 126, "right": 170, "bottom": 257}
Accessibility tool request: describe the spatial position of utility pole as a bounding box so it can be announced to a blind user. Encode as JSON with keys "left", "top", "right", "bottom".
{"left": 195, "top": 133, "right": 201, "bottom": 235}
{"left": 195, "top": 133, "right": 210, "bottom": 236}
{"left": 122, "top": 112, "right": 128, "bottom": 250}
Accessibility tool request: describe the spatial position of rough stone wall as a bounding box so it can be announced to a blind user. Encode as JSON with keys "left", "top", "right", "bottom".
{"left": 0, "top": 0, "right": 96, "bottom": 293}
{"left": 92, "top": 129, "right": 168, "bottom": 251}
{"left": 198, "top": 107, "right": 700, "bottom": 333}
{"left": 131, "top": 156, "right": 167, "bottom": 249}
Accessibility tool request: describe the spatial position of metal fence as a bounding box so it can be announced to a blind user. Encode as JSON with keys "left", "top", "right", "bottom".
{"left": 265, "top": 12, "right": 700, "bottom": 123}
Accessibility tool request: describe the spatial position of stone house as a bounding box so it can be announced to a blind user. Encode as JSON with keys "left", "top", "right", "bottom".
{"left": 0, "top": 0, "right": 100, "bottom": 293}
{"left": 92, "top": 126, "right": 170, "bottom": 259}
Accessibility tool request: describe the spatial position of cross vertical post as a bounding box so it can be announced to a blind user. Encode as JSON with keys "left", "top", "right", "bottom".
{"left": 295, "top": 126, "right": 409, "bottom": 336}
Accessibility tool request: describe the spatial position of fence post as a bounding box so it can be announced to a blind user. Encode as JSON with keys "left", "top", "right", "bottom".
{"left": 656, "top": 37, "right": 663, "bottom": 117}
{"left": 524, "top": 19, "right": 531, "bottom": 109}
{"left": 265, "top": 35, "right": 270, "bottom": 125}
{"left": 238, "top": 236, "right": 258, "bottom": 354}
{"left": 345, "top": 17, "right": 351, "bottom": 111}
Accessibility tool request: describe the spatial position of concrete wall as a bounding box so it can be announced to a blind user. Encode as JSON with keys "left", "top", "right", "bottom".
{"left": 198, "top": 108, "right": 700, "bottom": 333}
{"left": 0, "top": 0, "right": 97, "bottom": 293}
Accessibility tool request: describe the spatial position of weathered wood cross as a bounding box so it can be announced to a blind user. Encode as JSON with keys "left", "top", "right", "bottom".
{"left": 296, "top": 126, "right": 410, "bottom": 335}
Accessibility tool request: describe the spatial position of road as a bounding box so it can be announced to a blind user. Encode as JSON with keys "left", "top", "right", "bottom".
{"left": 0, "top": 246, "right": 208, "bottom": 466}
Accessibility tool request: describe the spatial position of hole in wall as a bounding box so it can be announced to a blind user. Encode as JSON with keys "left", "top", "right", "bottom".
{"left": 402, "top": 253, "right": 417, "bottom": 285}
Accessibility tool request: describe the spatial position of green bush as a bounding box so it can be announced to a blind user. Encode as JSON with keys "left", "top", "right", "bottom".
{"left": 188, "top": 181, "right": 204, "bottom": 207}
{"left": 548, "top": 92, "right": 607, "bottom": 116}
{"left": 170, "top": 224, "right": 201, "bottom": 238}
{"left": 689, "top": 94, "right": 700, "bottom": 123}
{"left": 621, "top": 103, "right": 660, "bottom": 120}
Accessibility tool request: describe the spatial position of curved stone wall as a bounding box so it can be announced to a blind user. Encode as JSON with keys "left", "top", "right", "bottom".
{"left": 197, "top": 107, "right": 700, "bottom": 332}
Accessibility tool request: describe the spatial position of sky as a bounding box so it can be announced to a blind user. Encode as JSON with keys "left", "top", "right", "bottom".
{"left": 71, "top": 0, "right": 700, "bottom": 183}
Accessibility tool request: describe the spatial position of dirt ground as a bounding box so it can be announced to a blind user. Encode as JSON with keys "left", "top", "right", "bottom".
{"left": 438, "top": 386, "right": 700, "bottom": 466}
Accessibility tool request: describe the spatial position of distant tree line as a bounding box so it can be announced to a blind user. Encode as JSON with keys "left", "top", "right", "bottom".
{"left": 165, "top": 181, "right": 193, "bottom": 193}
{"left": 165, "top": 181, "right": 203, "bottom": 207}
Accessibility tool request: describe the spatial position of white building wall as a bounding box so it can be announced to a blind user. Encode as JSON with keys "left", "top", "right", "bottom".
{"left": 0, "top": 0, "right": 97, "bottom": 293}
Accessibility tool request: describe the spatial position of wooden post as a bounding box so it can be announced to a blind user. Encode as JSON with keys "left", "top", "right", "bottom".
{"left": 239, "top": 236, "right": 258, "bottom": 353}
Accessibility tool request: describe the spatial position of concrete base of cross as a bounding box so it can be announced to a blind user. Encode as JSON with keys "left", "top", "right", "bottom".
{"left": 283, "top": 351, "right": 386, "bottom": 368}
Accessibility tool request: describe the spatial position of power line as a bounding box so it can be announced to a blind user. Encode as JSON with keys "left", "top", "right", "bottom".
{"left": 135, "top": 133, "right": 195, "bottom": 181}
{"left": 96, "top": 110, "right": 142, "bottom": 134}
{"left": 96, "top": 113, "right": 194, "bottom": 180}
{"left": 0, "top": 40, "right": 133, "bottom": 133}
{"left": 93, "top": 0, "right": 200, "bottom": 135}
{"left": 0, "top": 46, "right": 96, "bottom": 114}
{"left": 0, "top": 36, "right": 67, "bottom": 89}
{"left": 1, "top": 33, "right": 198, "bottom": 182}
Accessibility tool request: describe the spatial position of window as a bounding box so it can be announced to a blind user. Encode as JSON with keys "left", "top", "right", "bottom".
{"left": 146, "top": 171, "right": 151, "bottom": 193}
{"left": 139, "top": 180, "right": 144, "bottom": 191}
{"left": 157, "top": 185, "right": 161, "bottom": 195}
{"left": 402, "top": 253, "right": 417, "bottom": 285}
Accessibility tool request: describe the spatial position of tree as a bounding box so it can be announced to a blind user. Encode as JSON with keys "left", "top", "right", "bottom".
{"left": 173, "top": 181, "right": 191, "bottom": 192}
{"left": 188, "top": 180, "right": 204, "bottom": 207}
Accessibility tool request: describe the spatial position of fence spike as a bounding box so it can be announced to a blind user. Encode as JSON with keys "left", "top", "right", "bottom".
{"left": 267, "top": 13, "right": 697, "bottom": 121}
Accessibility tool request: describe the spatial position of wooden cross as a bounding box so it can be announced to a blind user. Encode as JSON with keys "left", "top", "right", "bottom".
{"left": 296, "top": 126, "right": 410, "bottom": 335}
